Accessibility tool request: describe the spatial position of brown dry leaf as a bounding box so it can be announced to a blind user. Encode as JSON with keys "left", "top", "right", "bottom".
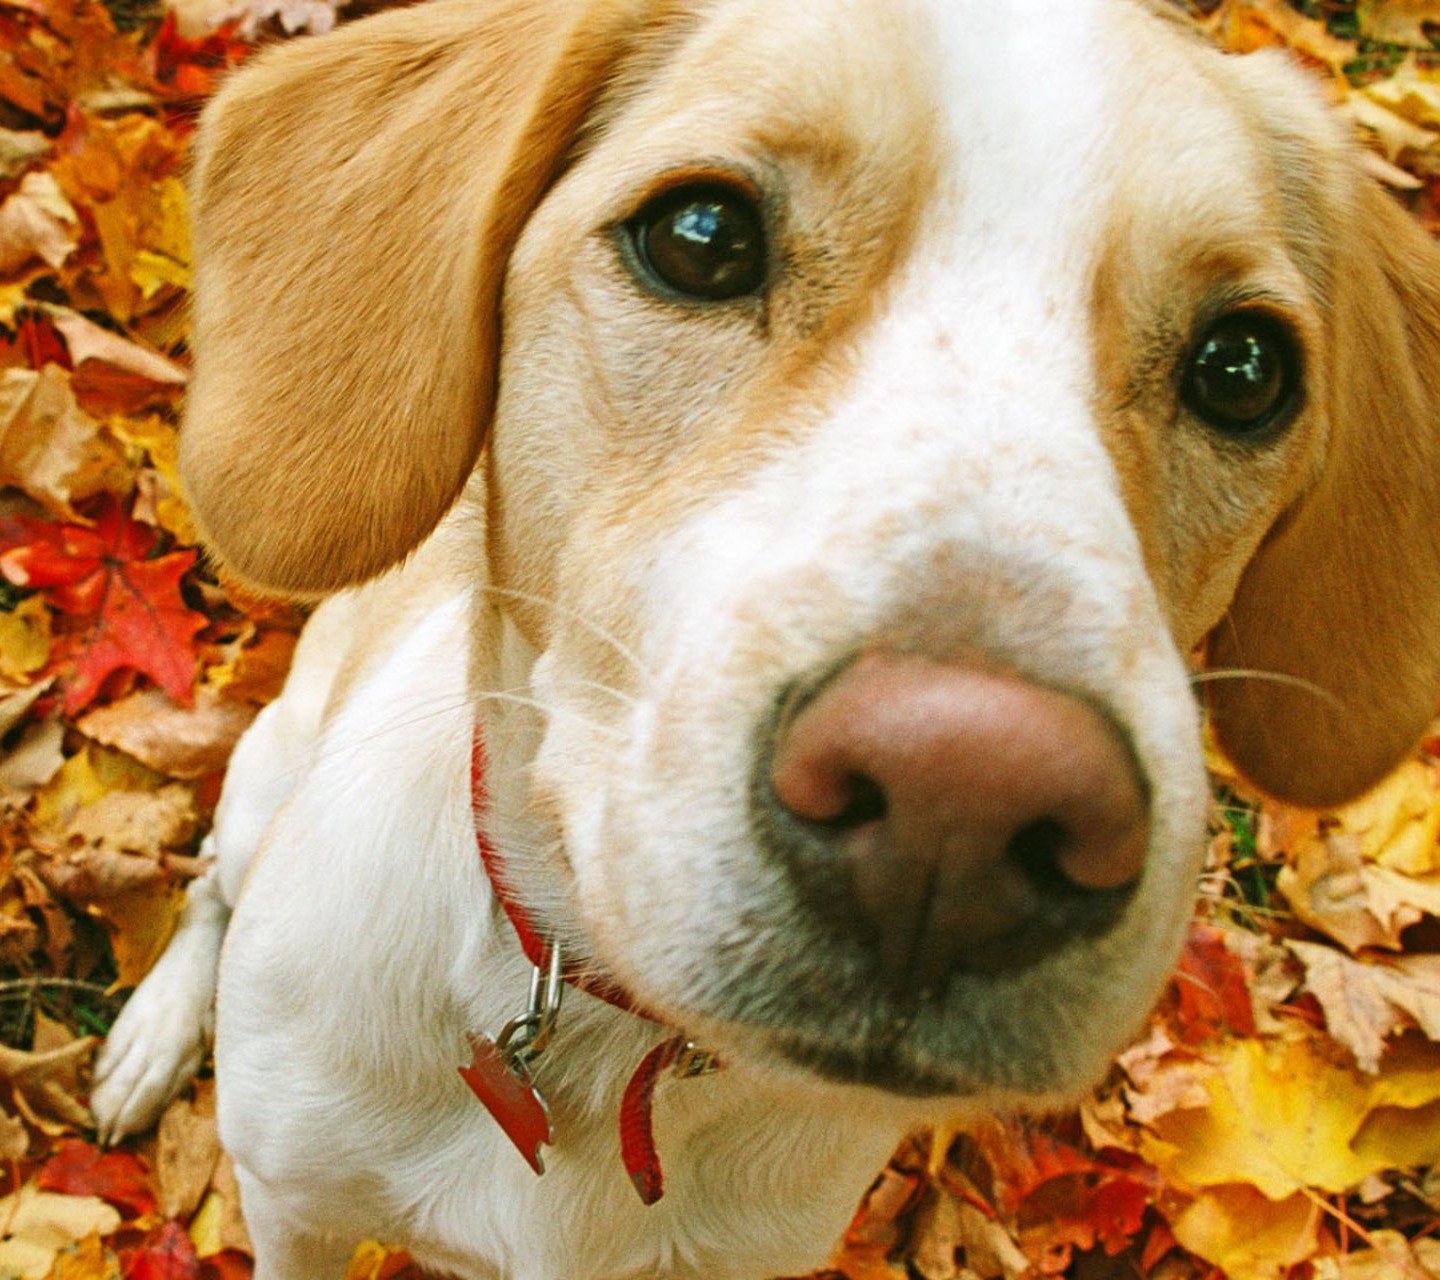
{"left": 1167, "top": 1185, "right": 1319, "bottom": 1280}
{"left": 1358, "top": 1, "right": 1440, "bottom": 46}
{"left": 205, "top": 1153, "right": 254, "bottom": 1255}
{"left": 952, "top": 1203, "right": 1027, "bottom": 1280}
{"left": 908, "top": 1187, "right": 962, "bottom": 1280}
{"left": 61, "top": 783, "right": 197, "bottom": 857}
{"left": 0, "top": 1186, "right": 119, "bottom": 1280}
{"left": 0, "top": 366, "right": 99, "bottom": 515}
{"left": 37, "top": 846, "right": 168, "bottom": 903}
{"left": 1341, "top": 92, "right": 1439, "bottom": 162}
{"left": 1312, "top": 1230, "right": 1440, "bottom": 1279}
{"left": 0, "top": 1030, "right": 96, "bottom": 1134}
{"left": 1202, "top": 0, "right": 1357, "bottom": 71}
{"left": 43, "top": 309, "right": 186, "bottom": 387}
{"left": 0, "top": 172, "right": 79, "bottom": 276}
{"left": 0, "top": 130, "right": 50, "bottom": 184}
{"left": 1288, "top": 940, "right": 1440, "bottom": 1072}
{"left": 1276, "top": 832, "right": 1436, "bottom": 951}
{"left": 0, "top": 717, "right": 65, "bottom": 808}
{"left": 89, "top": 882, "right": 183, "bottom": 987}
{"left": 0, "top": 678, "right": 50, "bottom": 739}
{"left": 0, "top": 1099, "right": 27, "bottom": 1162}
{"left": 155, "top": 1085, "right": 220, "bottom": 1220}
{"left": 79, "top": 687, "right": 256, "bottom": 781}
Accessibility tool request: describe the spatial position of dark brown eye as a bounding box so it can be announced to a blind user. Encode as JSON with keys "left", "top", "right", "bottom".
{"left": 1181, "top": 312, "right": 1300, "bottom": 437}
{"left": 630, "top": 184, "right": 766, "bottom": 301}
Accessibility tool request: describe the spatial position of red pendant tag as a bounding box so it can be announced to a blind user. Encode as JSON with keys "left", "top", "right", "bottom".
{"left": 459, "top": 1034, "right": 552, "bottom": 1174}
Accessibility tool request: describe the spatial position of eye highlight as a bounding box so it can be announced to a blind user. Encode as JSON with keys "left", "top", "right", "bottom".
{"left": 628, "top": 183, "right": 766, "bottom": 302}
{"left": 1181, "top": 311, "right": 1301, "bottom": 438}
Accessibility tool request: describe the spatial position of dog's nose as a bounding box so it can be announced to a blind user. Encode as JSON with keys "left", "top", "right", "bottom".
{"left": 766, "top": 651, "right": 1149, "bottom": 981}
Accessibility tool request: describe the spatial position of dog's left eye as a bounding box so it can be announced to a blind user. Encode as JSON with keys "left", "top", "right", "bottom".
{"left": 629, "top": 184, "right": 766, "bottom": 301}
{"left": 1181, "top": 312, "right": 1301, "bottom": 438}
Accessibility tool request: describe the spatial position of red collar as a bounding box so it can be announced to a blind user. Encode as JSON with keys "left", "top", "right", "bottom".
{"left": 463, "top": 727, "right": 717, "bottom": 1204}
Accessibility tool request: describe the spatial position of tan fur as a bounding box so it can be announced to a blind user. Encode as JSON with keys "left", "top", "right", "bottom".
{"left": 179, "top": 0, "right": 667, "bottom": 594}
{"left": 1208, "top": 180, "right": 1440, "bottom": 806}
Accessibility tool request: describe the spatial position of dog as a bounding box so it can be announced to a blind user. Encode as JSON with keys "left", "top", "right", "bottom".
{"left": 88, "top": 0, "right": 1440, "bottom": 1276}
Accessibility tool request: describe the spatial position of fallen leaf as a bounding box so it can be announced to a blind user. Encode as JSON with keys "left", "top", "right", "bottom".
{"left": 0, "top": 1031, "right": 96, "bottom": 1133}
{"left": 90, "top": 881, "right": 183, "bottom": 986}
{"left": 1288, "top": 940, "right": 1440, "bottom": 1072}
{"left": 0, "top": 129, "right": 50, "bottom": 183}
{"left": 155, "top": 1088, "right": 219, "bottom": 1221}
{"left": 0, "top": 498, "right": 204, "bottom": 714}
{"left": 1173, "top": 923, "right": 1257, "bottom": 1044}
{"left": 1275, "top": 832, "right": 1440, "bottom": 951}
{"left": 0, "top": 1185, "right": 120, "bottom": 1280}
{"left": 1340, "top": 92, "right": 1440, "bottom": 162}
{"left": 0, "top": 714, "right": 62, "bottom": 807}
{"left": 38, "top": 846, "right": 169, "bottom": 902}
{"left": 0, "top": 675, "right": 50, "bottom": 737}
{"left": 1328, "top": 758, "right": 1440, "bottom": 874}
{"left": 61, "top": 783, "right": 197, "bottom": 856}
{"left": 39, "top": 1138, "right": 157, "bottom": 1218}
{"left": 125, "top": 1221, "right": 198, "bottom": 1280}
{"left": 0, "top": 597, "right": 53, "bottom": 682}
{"left": 79, "top": 688, "right": 255, "bottom": 781}
{"left": 1358, "top": 1, "right": 1440, "bottom": 47}
{"left": 0, "top": 171, "right": 79, "bottom": 275}
{"left": 1145, "top": 1034, "right": 1440, "bottom": 1198}
{"left": 0, "top": 366, "right": 99, "bottom": 515}
{"left": 44, "top": 309, "right": 186, "bottom": 387}
{"left": 1313, "top": 1231, "right": 1440, "bottom": 1278}
{"left": 1167, "top": 1184, "right": 1319, "bottom": 1280}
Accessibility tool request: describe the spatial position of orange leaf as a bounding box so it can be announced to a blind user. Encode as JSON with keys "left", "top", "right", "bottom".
{"left": 125, "top": 1222, "right": 200, "bottom": 1280}
{"left": 39, "top": 1137, "right": 156, "bottom": 1218}
{"left": 0, "top": 497, "right": 203, "bottom": 713}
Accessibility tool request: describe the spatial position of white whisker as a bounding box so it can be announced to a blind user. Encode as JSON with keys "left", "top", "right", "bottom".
{"left": 1190, "top": 667, "right": 1345, "bottom": 712}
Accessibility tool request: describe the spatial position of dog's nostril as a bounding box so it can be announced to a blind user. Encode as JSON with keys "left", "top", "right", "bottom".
{"left": 1006, "top": 817, "right": 1075, "bottom": 896}
{"left": 824, "top": 774, "right": 888, "bottom": 831}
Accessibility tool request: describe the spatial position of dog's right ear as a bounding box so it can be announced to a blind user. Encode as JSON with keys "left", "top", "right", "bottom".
{"left": 180, "top": 0, "right": 654, "bottom": 595}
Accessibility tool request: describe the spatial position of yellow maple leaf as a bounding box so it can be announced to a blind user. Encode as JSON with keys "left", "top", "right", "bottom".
{"left": 1330, "top": 759, "right": 1440, "bottom": 874}
{"left": 0, "top": 597, "right": 52, "bottom": 683}
{"left": 1144, "top": 1035, "right": 1440, "bottom": 1199}
{"left": 1169, "top": 1184, "right": 1318, "bottom": 1280}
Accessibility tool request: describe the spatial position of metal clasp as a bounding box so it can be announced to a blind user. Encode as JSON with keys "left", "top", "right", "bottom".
{"left": 493, "top": 941, "right": 565, "bottom": 1074}
{"left": 672, "top": 1041, "right": 719, "bottom": 1079}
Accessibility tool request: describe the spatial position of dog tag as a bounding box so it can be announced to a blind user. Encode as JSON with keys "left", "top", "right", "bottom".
{"left": 459, "top": 1034, "right": 552, "bottom": 1175}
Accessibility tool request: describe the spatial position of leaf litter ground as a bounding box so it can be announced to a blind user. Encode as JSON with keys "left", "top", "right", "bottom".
{"left": 3, "top": 1, "right": 1440, "bottom": 1277}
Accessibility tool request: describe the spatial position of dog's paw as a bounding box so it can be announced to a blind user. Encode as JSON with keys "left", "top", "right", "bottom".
{"left": 91, "top": 871, "right": 228, "bottom": 1144}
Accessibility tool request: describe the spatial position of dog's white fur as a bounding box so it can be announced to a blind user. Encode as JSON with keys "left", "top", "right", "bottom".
{"left": 91, "top": 1, "right": 1440, "bottom": 1277}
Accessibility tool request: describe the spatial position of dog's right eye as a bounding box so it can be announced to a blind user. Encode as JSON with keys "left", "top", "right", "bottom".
{"left": 629, "top": 184, "right": 766, "bottom": 301}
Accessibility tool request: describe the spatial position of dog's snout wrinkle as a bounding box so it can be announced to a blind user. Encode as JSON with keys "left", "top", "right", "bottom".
{"left": 763, "top": 651, "right": 1150, "bottom": 983}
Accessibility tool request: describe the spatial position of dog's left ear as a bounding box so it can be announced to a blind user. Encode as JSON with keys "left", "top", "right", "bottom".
{"left": 1208, "top": 178, "right": 1440, "bottom": 808}
{"left": 179, "top": 0, "right": 655, "bottom": 596}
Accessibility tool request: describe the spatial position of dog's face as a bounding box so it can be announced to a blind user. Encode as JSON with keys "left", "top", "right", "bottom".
{"left": 180, "top": 0, "right": 1440, "bottom": 1104}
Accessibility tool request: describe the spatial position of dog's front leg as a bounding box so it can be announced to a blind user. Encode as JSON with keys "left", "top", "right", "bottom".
{"left": 235, "top": 1164, "right": 359, "bottom": 1280}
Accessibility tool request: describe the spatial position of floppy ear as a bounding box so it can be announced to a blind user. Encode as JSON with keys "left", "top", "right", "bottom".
{"left": 1207, "top": 179, "right": 1440, "bottom": 808}
{"left": 179, "top": 0, "right": 653, "bottom": 595}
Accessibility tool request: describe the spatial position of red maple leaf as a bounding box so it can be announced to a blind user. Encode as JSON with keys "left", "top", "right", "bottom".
{"left": 38, "top": 1137, "right": 157, "bottom": 1217}
{"left": 124, "top": 1221, "right": 199, "bottom": 1280}
{"left": 1172, "top": 922, "right": 1256, "bottom": 1045}
{"left": 0, "top": 497, "right": 204, "bottom": 714}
